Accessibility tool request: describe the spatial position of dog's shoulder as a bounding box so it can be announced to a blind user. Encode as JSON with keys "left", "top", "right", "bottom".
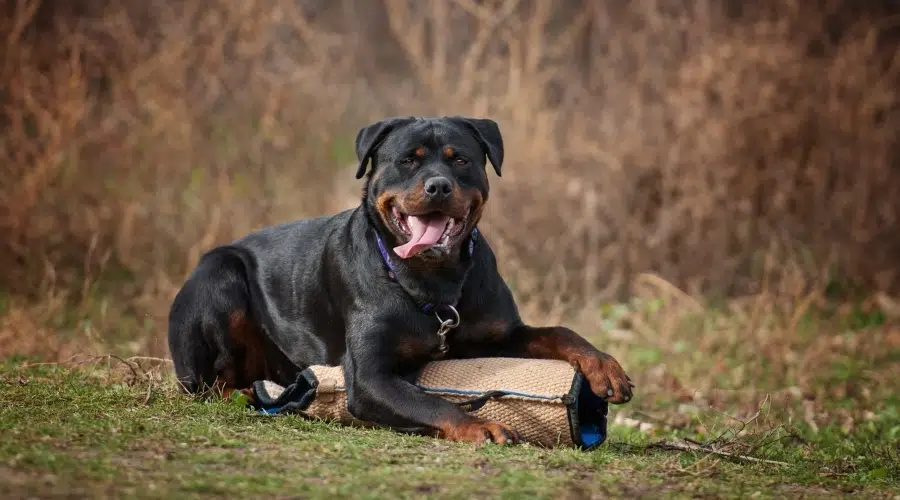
{"left": 457, "top": 229, "right": 520, "bottom": 316}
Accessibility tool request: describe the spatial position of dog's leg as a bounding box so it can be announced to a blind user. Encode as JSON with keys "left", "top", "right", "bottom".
{"left": 494, "top": 325, "right": 634, "bottom": 404}
{"left": 343, "top": 340, "right": 521, "bottom": 444}
{"left": 348, "top": 372, "right": 521, "bottom": 444}
{"left": 168, "top": 250, "right": 276, "bottom": 397}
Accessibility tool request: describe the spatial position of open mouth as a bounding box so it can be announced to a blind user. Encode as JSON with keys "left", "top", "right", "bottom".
{"left": 389, "top": 206, "right": 469, "bottom": 259}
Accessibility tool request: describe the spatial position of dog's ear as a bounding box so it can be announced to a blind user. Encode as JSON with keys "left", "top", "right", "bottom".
{"left": 354, "top": 117, "right": 416, "bottom": 179}
{"left": 449, "top": 117, "right": 504, "bottom": 177}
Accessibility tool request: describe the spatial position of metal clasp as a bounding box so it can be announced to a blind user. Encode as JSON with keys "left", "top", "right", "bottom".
{"left": 433, "top": 305, "right": 460, "bottom": 357}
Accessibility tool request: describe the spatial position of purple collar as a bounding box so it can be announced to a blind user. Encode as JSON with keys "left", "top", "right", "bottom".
{"left": 374, "top": 227, "right": 478, "bottom": 313}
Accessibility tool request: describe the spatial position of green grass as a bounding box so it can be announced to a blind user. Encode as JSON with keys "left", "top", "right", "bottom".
{"left": 1, "top": 361, "right": 898, "bottom": 499}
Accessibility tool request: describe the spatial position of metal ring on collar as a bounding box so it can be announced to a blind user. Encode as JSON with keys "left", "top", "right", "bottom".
{"left": 434, "top": 304, "right": 460, "bottom": 329}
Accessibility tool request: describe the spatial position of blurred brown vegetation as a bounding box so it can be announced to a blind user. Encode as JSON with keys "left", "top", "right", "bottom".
{"left": 2, "top": 0, "right": 900, "bottom": 360}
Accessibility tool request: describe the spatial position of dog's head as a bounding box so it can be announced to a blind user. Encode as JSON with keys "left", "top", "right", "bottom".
{"left": 356, "top": 116, "right": 503, "bottom": 262}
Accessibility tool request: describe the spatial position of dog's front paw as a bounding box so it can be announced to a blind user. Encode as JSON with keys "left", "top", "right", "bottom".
{"left": 577, "top": 353, "right": 634, "bottom": 404}
{"left": 439, "top": 417, "right": 522, "bottom": 445}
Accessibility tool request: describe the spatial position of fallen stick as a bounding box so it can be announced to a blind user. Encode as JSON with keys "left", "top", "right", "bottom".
{"left": 651, "top": 440, "right": 790, "bottom": 467}
{"left": 143, "top": 379, "right": 154, "bottom": 405}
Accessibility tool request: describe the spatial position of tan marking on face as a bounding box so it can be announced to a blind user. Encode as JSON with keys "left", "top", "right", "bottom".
{"left": 400, "top": 181, "right": 429, "bottom": 213}
{"left": 443, "top": 146, "right": 455, "bottom": 159}
{"left": 375, "top": 190, "right": 400, "bottom": 228}
{"left": 414, "top": 147, "right": 426, "bottom": 157}
{"left": 457, "top": 187, "right": 484, "bottom": 226}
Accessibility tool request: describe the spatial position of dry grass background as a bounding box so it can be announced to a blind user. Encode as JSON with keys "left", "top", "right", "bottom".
{"left": 2, "top": 0, "right": 900, "bottom": 430}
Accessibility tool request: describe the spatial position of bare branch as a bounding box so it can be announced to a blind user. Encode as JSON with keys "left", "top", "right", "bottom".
{"left": 651, "top": 439, "right": 791, "bottom": 467}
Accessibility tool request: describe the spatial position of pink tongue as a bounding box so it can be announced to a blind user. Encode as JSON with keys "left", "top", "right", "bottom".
{"left": 394, "top": 215, "right": 450, "bottom": 259}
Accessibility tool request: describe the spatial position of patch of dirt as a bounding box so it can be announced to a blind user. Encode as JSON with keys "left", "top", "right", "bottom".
{"left": 0, "top": 465, "right": 105, "bottom": 499}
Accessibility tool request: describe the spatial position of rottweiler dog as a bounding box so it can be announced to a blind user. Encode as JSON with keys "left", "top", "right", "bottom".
{"left": 168, "top": 116, "right": 633, "bottom": 444}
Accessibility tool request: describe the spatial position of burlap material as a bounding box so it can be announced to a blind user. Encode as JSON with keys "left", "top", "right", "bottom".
{"left": 300, "top": 365, "right": 369, "bottom": 427}
{"left": 303, "top": 358, "right": 585, "bottom": 448}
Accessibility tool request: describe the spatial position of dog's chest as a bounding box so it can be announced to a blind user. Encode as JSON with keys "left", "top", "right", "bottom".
{"left": 392, "top": 317, "right": 447, "bottom": 361}
{"left": 392, "top": 317, "right": 508, "bottom": 362}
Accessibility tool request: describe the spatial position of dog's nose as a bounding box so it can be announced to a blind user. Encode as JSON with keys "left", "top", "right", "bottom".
{"left": 424, "top": 176, "right": 453, "bottom": 199}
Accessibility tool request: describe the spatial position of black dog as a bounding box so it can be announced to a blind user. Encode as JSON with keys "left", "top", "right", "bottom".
{"left": 168, "top": 116, "right": 633, "bottom": 444}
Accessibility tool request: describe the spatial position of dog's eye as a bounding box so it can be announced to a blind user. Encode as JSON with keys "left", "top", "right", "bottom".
{"left": 401, "top": 157, "right": 417, "bottom": 167}
{"left": 453, "top": 157, "right": 469, "bottom": 167}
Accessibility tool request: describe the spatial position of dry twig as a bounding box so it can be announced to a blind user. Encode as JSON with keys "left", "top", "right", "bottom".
{"left": 651, "top": 439, "right": 790, "bottom": 467}
{"left": 143, "top": 378, "right": 154, "bottom": 405}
